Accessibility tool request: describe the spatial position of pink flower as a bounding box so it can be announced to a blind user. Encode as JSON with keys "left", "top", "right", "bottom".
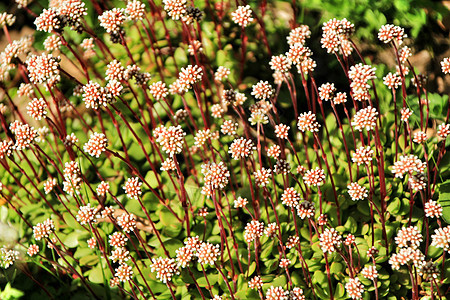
{"left": 99, "top": 8, "right": 125, "bottom": 33}
{"left": 84, "top": 132, "right": 108, "bottom": 158}
{"left": 378, "top": 24, "right": 406, "bottom": 45}
{"left": 231, "top": 5, "right": 253, "bottom": 27}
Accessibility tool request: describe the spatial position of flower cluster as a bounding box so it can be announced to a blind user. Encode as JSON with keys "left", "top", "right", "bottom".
{"left": 26, "top": 98, "right": 48, "bottom": 120}
{"left": 0, "top": 247, "right": 19, "bottom": 269}
{"left": 26, "top": 54, "right": 60, "bottom": 85}
{"left": 297, "top": 111, "right": 320, "bottom": 132}
{"left": 33, "top": 218, "right": 55, "bottom": 240}
{"left": 154, "top": 125, "right": 186, "bottom": 156}
{"left": 389, "top": 247, "right": 425, "bottom": 270}
{"left": 231, "top": 5, "right": 253, "bottom": 27}
{"left": 348, "top": 64, "right": 376, "bottom": 102}
{"left": 303, "top": 167, "right": 325, "bottom": 187}
{"left": 150, "top": 257, "right": 179, "bottom": 283}
{"left": 345, "top": 277, "right": 364, "bottom": 299}
{"left": 99, "top": 8, "right": 125, "bottom": 34}
{"left": 123, "top": 177, "right": 142, "bottom": 199}
{"left": 281, "top": 187, "right": 301, "bottom": 207}
{"left": 12, "top": 122, "right": 37, "bottom": 150}
{"left": 321, "top": 18, "right": 354, "bottom": 56}
{"left": 228, "top": 137, "right": 255, "bottom": 160}
{"left": 319, "top": 228, "right": 342, "bottom": 253}
{"left": 201, "top": 162, "right": 230, "bottom": 196}
{"left": 82, "top": 81, "right": 113, "bottom": 110}
{"left": 196, "top": 241, "right": 220, "bottom": 266}
{"left": 431, "top": 226, "right": 450, "bottom": 253}
{"left": 244, "top": 220, "right": 265, "bottom": 243}
{"left": 395, "top": 226, "right": 423, "bottom": 249}
{"left": 63, "top": 161, "right": 82, "bottom": 196}
{"left": 76, "top": 204, "right": 98, "bottom": 225}
{"left": 352, "top": 106, "right": 378, "bottom": 131}
{"left": 347, "top": 182, "right": 368, "bottom": 201}
{"left": 392, "top": 155, "right": 426, "bottom": 178}
{"left": 83, "top": 132, "right": 108, "bottom": 158}
{"left": 378, "top": 24, "right": 406, "bottom": 45}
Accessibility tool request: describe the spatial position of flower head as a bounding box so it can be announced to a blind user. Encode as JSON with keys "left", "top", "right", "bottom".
{"left": 431, "top": 226, "right": 450, "bottom": 253}
{"left": 114, "top": 264, "right": 133, "bottom": 282}
{"left": 347, "top": 182, "right": 368, "bottom": 201}
{"left": 150, "top": 257, "right": 179, "bottom": 283}
{"left": 154, "top": 125, "right": 186, "bottom": 156}
{"left": 345, "top": 277, "right": 364, "bottom": 299}
{"left": 352, "top": 106, "right": 378, "bottom": 131}
{"left": 361, "top": 265, "right": 378, "bottom": 280}
{"left": 229, "top": 137, "right": 255, "bottom": 160}
{"left": 231, "top": 5, "right": 253, "bottom": 27}
{"left": 254, "top": 167, "right": 272, "bottom": 187}
{"left": 14, "top": 123, "right": 37, "bottom": 150}
{"left": 352, "top": 146, "right": 373, "bottom": 166}
{"left": 116, "top": 213, "right": 136, "bottom": 232}
{"left": 33, "top": 218, "right": 55, "bottom": 240}
{"left": 297, "top": 111, "right": 320, "bottom": 132}
{"left": 248, "top": 276, "right": 263, "bottom": 289}
{"left": 109, "top": 232, "right": 128, "bottom": 248}
{"left": 424, "top": 200, "right": 442, "bottom": 218}
{"left": 395, "top": 226, "right": 422, "bottom": 249}
{"left": 303, "top": 167, "right": 325, "bottom": 187}
{"left": 201, "top": 162, "right": 230, "bottom": 194}
{"left": 287, "top": 25, "right": 311, "bottom": 46}
{"left": 196, "top": 242, "right": 220, "bottom": 266}
{"left": 215, "top": 66, "right": 230, "bottom": 81}
{"left": 441, "top": 57, "right": 450, "bottom": 74}
{"left": 99, "top": 8, "right": 125, "bottom": 33}
{"left": 123, "top": 177, "right": 142, "bottom": 199}
{"left": 26, "top": 54, "right": 60, "bottom": 85}
{"left": 400, "top": 108, "right": 413, "bottom": 122}
{"left": 281, "top": 187, "right": 301, "bottom": 207}
{"left": 319, "top": 228, "right": 342, "bottom": 253}
{"left": 126, "top": 0, "right": 145, "bottom": 20}
{"left": 378, "top": 24, "right": 406, "bottom": 45}
{"left": 266, "top": 286, "right": 289, "bottom": 300}
{"left": 392, "top": 155, "right": 426, "bottom": 178}
{"left": 437, "top": 123, "right": 450, "bottom": 139}
{"left": 234, "top": 196, "right": 248, "bottom": 208}
{"left": 269, "top": 54, "right": 291, "bottom": 73}
{"left": 76, "top": 204, "right": 98, "bottom": 225}
{"left": 84, "top": 132, "right": 107, "bottom": 157}
{"left": 35, "top": 8, "right": 60, "bottom": 32}
{"left": 244, "top": 220, "right": 264, "bottom": 243}
{"left": 163, "top": 0, "right": 187, "bottom": 20}
{"left": 27, "top": 244, "right": 39, "bottom": 256}
{"left": 251, "top": 81, "right": 273, "bottom": 100}
{"left": 318, "top": 83, "right": 336, "bottom": 101}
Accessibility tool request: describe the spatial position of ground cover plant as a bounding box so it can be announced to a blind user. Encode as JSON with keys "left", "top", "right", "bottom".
{"left": 0, "top": 0, "right": 450, "bottom": 299}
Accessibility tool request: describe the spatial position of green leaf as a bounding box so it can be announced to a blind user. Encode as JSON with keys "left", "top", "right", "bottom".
{"left": 63, "top": 231, "right": 80, "bottom": 248}
{"left": 197, "top": 272, "right": 218, "bottom": 287}
{"left": 335, "top": 282, "right": 346, "bottom": 298}
{"left": 174, "top": 47, "right": 188, "bottom": 66}
{"left": 0, "top": 283, "right": 24, "bottom": 300}
{"left": 79, "top": 255, "right": 99, "bottom": 266}
{"left": 330, "top": 262, "right": 343, "bottom": 275}
{"left": 88, "top": 265, "right": 106, "bottom": 284}
{"left": 144, "top": 171, "right": 159, "bottom": 189}
{"left": 387, "top": 197, "right": 402, "bottom": 215}
{"left": 312, "top": 270, "right": 327, "bottom": 285}
{"left": 247, "top": 262, "right": 256, "bottom": 276}
{"left": 343, "top": 216, "right": 357, "bottom": 234}
{"left": 438, "top": 180, "right": 450, "bottom": 224}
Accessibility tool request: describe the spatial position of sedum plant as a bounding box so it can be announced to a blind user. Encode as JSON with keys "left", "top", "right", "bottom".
{"left": 0, "top": 0, "right": 449, "bottom": 299}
